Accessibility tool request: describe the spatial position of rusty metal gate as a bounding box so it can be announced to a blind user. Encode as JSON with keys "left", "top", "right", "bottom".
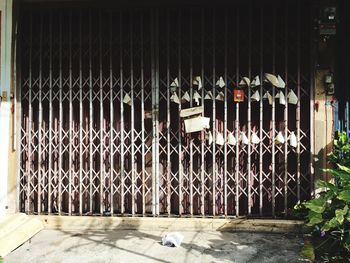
{"left": 19, "top": 0, "right": 314, "bottom": 217}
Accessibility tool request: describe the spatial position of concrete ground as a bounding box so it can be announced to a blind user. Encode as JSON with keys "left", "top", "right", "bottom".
{"left": 5, "top": 229, "right": 310, "bottom": 263}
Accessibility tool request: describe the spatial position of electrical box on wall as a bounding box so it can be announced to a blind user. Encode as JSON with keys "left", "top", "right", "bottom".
{"left": 319, "top": 6, "right": 337, "bottom": 35}
{"left": 325, "top": 73, "right": 335, "bottom": 95}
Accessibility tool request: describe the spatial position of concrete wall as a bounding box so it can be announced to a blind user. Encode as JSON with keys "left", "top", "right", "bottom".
{"left": 313, "top": 27, "right": 337, "bottom": 181}
{"left": 314, "top": 69, "right": 335, "bottom": 181}
{"left": 0, "top": 0, "right": 15, "bottom": 216}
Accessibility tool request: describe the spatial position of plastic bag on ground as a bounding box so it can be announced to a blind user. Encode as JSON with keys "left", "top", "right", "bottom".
{"left": 161, "top": 232, "right": 184, "bottom": 247}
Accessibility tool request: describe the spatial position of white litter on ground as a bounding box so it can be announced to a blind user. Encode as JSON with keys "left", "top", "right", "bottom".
{"left": 161, "top": 232, "right": 184, "bottom": 247}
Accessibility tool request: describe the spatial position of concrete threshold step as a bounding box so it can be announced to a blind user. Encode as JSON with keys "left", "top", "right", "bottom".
{"left": 32, "top": 215, "right": 306, "bottom": 234}
{"left": 0, "top": 213, "right": 44, "bottom": 258}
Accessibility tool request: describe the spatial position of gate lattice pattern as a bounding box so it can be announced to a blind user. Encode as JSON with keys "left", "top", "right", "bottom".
{"left": 19, "top": 1, "right": 314, "bottom": 217}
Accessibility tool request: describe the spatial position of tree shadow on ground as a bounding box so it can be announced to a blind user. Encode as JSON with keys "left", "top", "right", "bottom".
{"left": 45, "top": 217, "right": 305, "bottom": 263}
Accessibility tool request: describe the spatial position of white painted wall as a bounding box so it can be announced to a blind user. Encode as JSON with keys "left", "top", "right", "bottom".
{"left": 0, "top": 0, "right": 13, "bottom": 217}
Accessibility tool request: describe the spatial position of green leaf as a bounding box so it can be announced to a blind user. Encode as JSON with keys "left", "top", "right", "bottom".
{"left": 334, "top": 139, "right": 339, "bottom": 147}
{"left": 340, "top": 132, "right": 349, "bottom": 144}
{"left": 324, "top": 190, "right": 336, "bottom": 200}
{"left": 338, "top": 164, "right": 350, "bottom": 175}
{"left": 324, "top": 168, "right": 350, "bottom": 182}
{"left": 307, "top": 212, "right": 323, "bottom": 226}
{"left": 335, "top": 209, "right": 345, "bottom": 224}
{"left": 322, "top": 217, "right": 339, "bottom": 231}
{"left": 308, "top": 217, "right": 323, "bottom": 226}
{"left": 338, "top": 190, "right": 350, "bottom": 202}
{"left": 346, "top": 209, "right": 350, "bottom": 222}
{"left": 304, "top": 198, "right": 326, "bottom": 213}
{"left": 316, "top": 180, "right": 337, "bottom": 192}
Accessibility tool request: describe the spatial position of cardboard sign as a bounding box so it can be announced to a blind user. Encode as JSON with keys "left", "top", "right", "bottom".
{"left": 180, "top": 106, "right": 203, "bottom": 118}
{"left": 184, "top": 116, "right": 210, "bottom": 133}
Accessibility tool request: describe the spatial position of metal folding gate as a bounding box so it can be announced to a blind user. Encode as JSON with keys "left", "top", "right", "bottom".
{"left": 19, "top": 0, "right": 314, "bottom": 217}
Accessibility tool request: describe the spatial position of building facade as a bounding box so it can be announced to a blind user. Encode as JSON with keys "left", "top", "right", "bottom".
{"left": 0, "top": 0, "right": 346, "bottom": 218}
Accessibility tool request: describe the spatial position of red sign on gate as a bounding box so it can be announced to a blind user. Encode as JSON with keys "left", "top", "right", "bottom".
{"left": 233, "top": 89, "right": 244, "bottom": 102}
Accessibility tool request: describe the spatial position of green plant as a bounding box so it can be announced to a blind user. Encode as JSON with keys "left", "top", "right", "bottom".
{"left": 298, "top": 164, "right": 350, "bottom": 261}
{"left": 295, "top": 132, "right": 350, "bottom": 261}
{"left": 329, "top": 131, "right": 350, "bottom": 167}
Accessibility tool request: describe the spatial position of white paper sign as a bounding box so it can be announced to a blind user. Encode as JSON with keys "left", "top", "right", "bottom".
{"left": 204, "top": 91, "right": 213, "bottom": 100}
{"left": 251, "top": 75, "right": 261, "bottom": 87}
{"left": 287, "top": 90, "right": 298, "bottom": 105}
{"left": 180, "top": 106, "right": 203, "bottom": 118}
{"left": 227, "top": 132, "right": 236, "bottom": 145}
{"left": 216, "top": 132, "right": 225, "bottom": 146}
{"left": 181, "top": 91, "right": 190, "bottom": 103}
{"left": 251, "top": 132, "right": 260, "bottom": 144}
{"left": 240, "top": 132, "right": 249, "bottom": 145}
{"left": 207, "top": 131, "right": 213, "bottom": 145}
{"left": 184, "top": 116, "right": 210, "bottom": 133}
{"left": 263, "top": 91, "right": 273, "bottom": 105}
{"left": 276, "top": 131, "right": 285, "bottom": 144}
{"left": 276, "top": 75, "right": 286, "bottom": 88}
{"left": 216, "top": 91, "right": 225, "bottom": 101}
{"left": 279, "top": 91, "right": 286, "bottom": 105}
{"left": 193, "top": 76, "right": 202, "bottom": 89}
{"left": 216, "top": 76, "right": 226, "bottom": 88}
{"left": 170, "top": 93, "right": 180, "bottom": 104}
{"left": 289, "top": 131, "right": 297, "bottom": 148}
{"left": 123, "top": 93, "right": 132, "bottom": 106}
{"left": 264, "top": 73, "right": 279, "bottom": 87}
{"left": 251, "top": 90, "right": 260, "bottom": 102}
{"left": 239, "top": 77, "right": 251, "bottom": 87}
{"left": 193, "top": 91, "right": 202, "bottom": 105}
{"left": 170, "top": 78, "right": 179, "bottom": 87}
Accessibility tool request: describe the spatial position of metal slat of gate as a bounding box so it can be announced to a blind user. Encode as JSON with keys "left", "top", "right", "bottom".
{"left": 19, "top": 1, "right": 314, "bottom": 217}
